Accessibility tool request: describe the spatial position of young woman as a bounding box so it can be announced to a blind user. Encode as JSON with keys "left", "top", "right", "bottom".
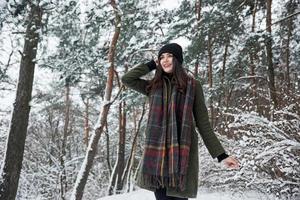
{"left": 121, "top": 43, "right": 239, "bottom": 200}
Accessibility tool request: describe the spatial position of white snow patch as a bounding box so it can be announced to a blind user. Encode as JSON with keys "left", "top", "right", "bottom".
{"left": 160, "top": 0, "right": 182, "bottom": 10}
{"left": 0, "top": 0, "right": 6, "bottom": 8}
{"left": 98, "top": 189, "right": 273, "bottom": 200}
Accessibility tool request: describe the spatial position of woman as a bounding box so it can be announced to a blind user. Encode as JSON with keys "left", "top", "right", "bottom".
{"left": 121, "top": 43, "right": 239, "bottom": 200}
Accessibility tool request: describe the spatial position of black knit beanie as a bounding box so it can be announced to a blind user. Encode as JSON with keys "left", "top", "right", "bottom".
{"left": 158, "top": 43, "right": 183, "bottom": 64}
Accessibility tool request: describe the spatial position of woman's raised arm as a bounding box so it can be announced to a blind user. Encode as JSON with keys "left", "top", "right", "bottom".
{"left": 121, "top": 60, "right": 156, "bottom": 95}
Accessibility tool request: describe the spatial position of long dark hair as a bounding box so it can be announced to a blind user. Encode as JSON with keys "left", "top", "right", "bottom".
{"left": 146, "top": 57, "right": 192, "bottom": 94}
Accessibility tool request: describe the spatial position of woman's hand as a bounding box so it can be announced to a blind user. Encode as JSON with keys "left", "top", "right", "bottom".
{"left": 222, "top": 156, "right": 240, "bottom": 169}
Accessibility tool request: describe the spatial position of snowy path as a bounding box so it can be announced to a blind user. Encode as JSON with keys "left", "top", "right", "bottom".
{"left": 98, "top": 189, "right": 272, "bottom": 200}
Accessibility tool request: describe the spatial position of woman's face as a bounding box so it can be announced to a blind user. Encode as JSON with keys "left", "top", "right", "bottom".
{"left": 159, "top": 53, "right": 174, "bottom": 74}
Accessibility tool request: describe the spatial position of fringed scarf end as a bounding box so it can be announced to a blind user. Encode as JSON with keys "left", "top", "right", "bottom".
{"left": 141, "top": 174, "right": 187, "bottom": 191}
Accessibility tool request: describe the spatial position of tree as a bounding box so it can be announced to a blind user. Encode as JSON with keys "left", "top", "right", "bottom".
{"left": 0, "top": 3, "right": 43, "bottom": 199}
{"left": 187, "top": 0, "right": 243, "bottom": 126}
{"left": 71, "top": 0, "right": 122, "bottom": 199}
{"left": 59, "top": 77, "right": 71, "bottom": 200}
{"left": 108, "top": 71, "right": 126, "bottom": 195}
{"left": 265, "top": 0, "right": 277, "bottom": 109}
{"left": 279, "top": 0, "right": 298, "bottom": 93}
{"left": 121, "top": 102, "right": 146, "bottom": 192}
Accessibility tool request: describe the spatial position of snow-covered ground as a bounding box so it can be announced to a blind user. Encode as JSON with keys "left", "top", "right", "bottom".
{"left": 98, "top": 189, "right": 273, "bottom": 200}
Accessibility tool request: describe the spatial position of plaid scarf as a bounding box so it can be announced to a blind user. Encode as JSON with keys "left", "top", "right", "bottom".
{"left": 141, "top": 76, "right": 195, "bottom": 191}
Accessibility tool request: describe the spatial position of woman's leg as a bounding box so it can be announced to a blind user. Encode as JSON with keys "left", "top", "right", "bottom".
{"left": 154, "top": 188, "right": 169, "bottom": 200}
{"left": 154, "top": 188, "right": 188, "bottom": 200}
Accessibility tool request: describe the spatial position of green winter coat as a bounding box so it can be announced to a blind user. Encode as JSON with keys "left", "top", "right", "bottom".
{"left": 121, "top": 63, "right": 226, "bottom": 198}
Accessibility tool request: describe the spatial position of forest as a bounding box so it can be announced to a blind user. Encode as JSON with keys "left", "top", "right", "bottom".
{"left": 0, "top": 0, "right": 299, "bottom": 199}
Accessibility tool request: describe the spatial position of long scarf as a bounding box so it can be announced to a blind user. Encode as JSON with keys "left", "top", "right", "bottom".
{"left": 141, "top": 76, "right": 195, "bottom": 191}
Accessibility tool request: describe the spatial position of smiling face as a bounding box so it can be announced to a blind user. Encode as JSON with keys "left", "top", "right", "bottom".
{"left": 159, "top": 53, "right": 174, "bottom": 74}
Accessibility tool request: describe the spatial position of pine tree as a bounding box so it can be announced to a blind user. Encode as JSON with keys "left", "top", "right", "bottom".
{"left": 0, "top": 2, "right": 43, "bottom": 199}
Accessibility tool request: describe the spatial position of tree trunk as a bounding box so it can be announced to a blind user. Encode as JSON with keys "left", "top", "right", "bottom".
{"left": 220, "top": 43, "right": 228, "bottom": 86}
{"left": 108, "top": 101, "right": 126, "bottom": 194}
{"left": 105, "top": 122, "right": 112, "bottom": 175}
{"left": 83, "top": 98, "right": 90, "bottom": 147}
{"left": 208, "top": 36, "right": 213, "bottom": 88}
{"left": 195, "top": 0, "right": 202, "bottom": 22}
{"left": 194, "top": 58, "right": 199, "bottom": 77}
{"left": 216, "top": 43, "right": 229, "bottom": 127}
{"left": 108, "top": 68, "right": 125, "bottom": 194}
{"left": 250, "top": 0, "right": 257, "bottom": 80}
{"left": 0, "top": 4, "right": 42, "bottom": 200}
{"left": 122, "top": 102, "right": 146, "bottom": 192}
{"left": 285, "top": 18, "right": 291, "bottom": 91}
{"left": 70, "top": 1, "right": 121, "bottom": 199}
{"left": 117, "top": 101, "right": 126, "bottom": 192}
{"left": 285, "top": 0, "right": 296, "bottom": 91}
{"left": 207, "top": 36, "right": 214, "bottom": 126}
{"left": 250, "top": 0, "right": 260, "bottom": 114}
{"left": 266, "top": 0, "right": 278, "bottom": 109}
{"left": 60, "top": 79, "right": 71, "bottom": 200}
{"left": 47, "top": 109, "right": 60, "bottom": 167}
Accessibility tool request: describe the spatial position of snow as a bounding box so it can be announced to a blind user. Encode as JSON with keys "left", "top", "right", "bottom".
{"left": 97, "top": 189, "right": 273, "bottom": 200}
{"left": 0, "top": 0, "right": 6, "bottom": 8}
{"left": 159, "top": 0, "right": 182, "bottom": 10}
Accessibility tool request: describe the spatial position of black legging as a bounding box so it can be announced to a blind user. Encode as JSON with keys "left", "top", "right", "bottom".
{"left": 154, "top": 188, "right": 188, "bottom": 200}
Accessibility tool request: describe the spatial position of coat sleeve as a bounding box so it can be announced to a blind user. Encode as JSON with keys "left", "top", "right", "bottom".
{"left": 121, "top": 63, "right": 153, "bottom": 95}
{"left": 193, "top": 80, "right": 226, "bottom": 158}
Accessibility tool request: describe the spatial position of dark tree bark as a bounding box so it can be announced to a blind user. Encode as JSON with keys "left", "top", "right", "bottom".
{"left": 70, "top": 1, "right": 121, "bottom": 199}
{"left": 215, "top": 43, "right": 229, "bottom": 127}
{"left": 207, "top": 36, "right": 213, "bottom": 88}
{"left": 220, "top": 43, "right": 228, "bottom": 86}
{"left": 105, "top": 123, "right": 112, "bottom": 175}
{"left": 83, "top": 98, "right": 90, "bottom": 147}
{"left": 250, "top": 0, "right": 260, "bottom": 114}
{"left": 194, "top": 0, "right": 202, "bottom": 53}
{"left": 0, "top": 4, "right": 42, "bottom": 200}
{"left": 266, "top": 0, "right": 278, "bottom": 108}
{"left": 207, "top": 35, "right": 214, "bottom": 126}
{"left": 250, "top": 0, "right": 257, "bottom": 79}
{"left": 116, "top": 101, "right": 126, "bottom": 192}
{"left": 194, "top": 58, "right": 199, "bottom": 77}
{"left": 285, "top": 18, "right": 291, "bottom": 90}
{"left": 284, "top": 0, "right": 296, "bottom": 91}
{"left": 60, "top": 79, "right": 71, "bottom": 200}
